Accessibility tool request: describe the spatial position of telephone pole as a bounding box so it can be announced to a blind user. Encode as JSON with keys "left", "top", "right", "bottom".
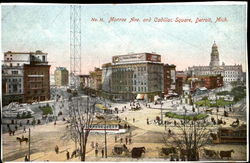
{"left": 28, "top": 128, "right": 31, "bottom": 161}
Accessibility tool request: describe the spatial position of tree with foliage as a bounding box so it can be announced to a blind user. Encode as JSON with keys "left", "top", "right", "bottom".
{"left": 65, "top": 96, "right": 97, "bottom": 161}
{"left": 162, "top": 117, "right": 212, "bottom": 161}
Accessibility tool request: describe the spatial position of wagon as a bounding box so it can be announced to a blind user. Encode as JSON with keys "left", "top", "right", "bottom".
{"left": 112, "top": 144, "right": 129, "bottom": 155}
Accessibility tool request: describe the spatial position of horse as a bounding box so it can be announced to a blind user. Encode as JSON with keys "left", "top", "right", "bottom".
{"left": 219, "top": 150, "right": 234, "bottom": 159}
{"left": 16, "top": 137, "right": 29, "bottom": 145}
{"left": 161, "top": 147, "right": 177, "bottom": 156}
{"left": 131, "top": 147, "right": 145, "bottom": 158}
{"left": 203, "top": 148, "right": 219, "bottom": 158}
{"left": 71, "top": 149, "right": 80, "bottom": 158}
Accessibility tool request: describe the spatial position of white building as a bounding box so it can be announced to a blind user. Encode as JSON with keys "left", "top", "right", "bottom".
{"left": 187, "top": 42, "right": 243, "bottom": 83}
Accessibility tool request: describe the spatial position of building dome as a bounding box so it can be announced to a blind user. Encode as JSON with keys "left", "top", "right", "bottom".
{"left": 212, "top": 41, "right": 217, "bottom": 48}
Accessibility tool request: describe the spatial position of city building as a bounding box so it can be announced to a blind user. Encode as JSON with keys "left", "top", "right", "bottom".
{"left": 188, "top": 74, "right": 223, "bottom": 92}
{"left": 102, "top": 53, "right": 164, "bottom": 101}
{"left": 54, "top": 67, "right": 69, "bottom": 86}
{"left": 89, "top": 67, "right": 102, "bottom": 91}
{"left": 187, "top": 42, "right": 243, "bottom": 83}
{"left": 80, "top": 68, "right": 102, "bottom": 96}
{"left": 175, "top": 71, "right": 188, "bottom": 96}
{"left": 163, "top": 64, "right": 176, "bottom": 95}
{"left": 79, "top": 75, "right": 90, "bottom": 89}
{"left": 2, "top": 50, "right": 50, "bottom": 105}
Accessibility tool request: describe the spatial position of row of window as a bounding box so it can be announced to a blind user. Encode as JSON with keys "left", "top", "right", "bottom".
{"left": 9, "top": 63, "right": 20, "bottom": 67}
{"left": 89, "top": 125, "right": 118, "bottom": 129}
{"left": 7, "top": 78, "right": 22, "bottom": 82}
{"left": 113, "top": 86, "right": 147, "bottom": 92}
{"left": 113, "top": 66, "right": 147, "bottom": 72}
{"left": 225, "top": 71, "right": 240, "bottom": 74}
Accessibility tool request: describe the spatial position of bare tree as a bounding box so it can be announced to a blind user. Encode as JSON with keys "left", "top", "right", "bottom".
{"left": 67, "top": 96, "right": 96, "bottom": 161}
{"left": 163, "top": 117, "right": 212, "bottom": 161}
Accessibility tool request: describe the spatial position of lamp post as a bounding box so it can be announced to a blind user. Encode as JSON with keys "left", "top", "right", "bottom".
{"left": 96, "top": 115, "right": 107, "bottom": 158}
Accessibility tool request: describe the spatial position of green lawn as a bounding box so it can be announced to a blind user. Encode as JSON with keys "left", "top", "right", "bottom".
{"left": 195, "top": 98, "right": 234, "bottom": 107}
{"left": 165, "top": 112, "right": 208, "bottom": 120}
{"left": 40, "top": 106, "right": 53, "bottom": 115}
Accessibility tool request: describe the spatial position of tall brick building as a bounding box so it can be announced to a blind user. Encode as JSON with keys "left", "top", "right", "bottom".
{"left": 23, "top": 64, "right": 50, "bottom": 103}
{"left": 163, "top": 64, "right": 176, "bottom": 95}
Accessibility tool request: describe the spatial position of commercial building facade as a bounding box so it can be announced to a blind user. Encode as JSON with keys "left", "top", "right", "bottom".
{"left": 102, "top": 53, "right": 164, "bottom": 101}
{"left": 54, "top": 67, "right": 69, "bottom": 86}
{"left": 163, "top": 64, "right": 176, "bottom": 95}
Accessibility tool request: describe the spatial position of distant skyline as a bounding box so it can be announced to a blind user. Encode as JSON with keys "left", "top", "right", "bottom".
{"left": 1, "top": 2, "right": 247, "bottom": 74}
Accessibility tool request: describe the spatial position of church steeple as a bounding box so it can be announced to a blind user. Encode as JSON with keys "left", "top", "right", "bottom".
{"left": 209, "top": 41, "right": 220, "bottom": 67}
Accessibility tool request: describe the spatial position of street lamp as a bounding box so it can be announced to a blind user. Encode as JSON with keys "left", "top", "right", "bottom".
{"left": 96, "top": 115, "right": 107, "bottom": 158}
{"left": 160, "top": 100, "right": 163, "bottom": 125}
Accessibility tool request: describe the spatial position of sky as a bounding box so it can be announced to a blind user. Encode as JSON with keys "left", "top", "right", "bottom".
{"left": 1, "top": 2, "right": 247, "bottom": 74}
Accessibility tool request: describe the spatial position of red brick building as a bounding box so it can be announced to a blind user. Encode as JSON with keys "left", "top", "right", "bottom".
{"left": 176, "top": 77, "right": 184, "bottom": 95}
{"left": 163, "top": 64, "right": 176, "bottom": 95}
{"left": 199, "top": 74, "right": 223, "bottom": 89}
{"left": 188, "top": 74, "right": 223, "bottom": 91}
{"left": 23, "top": 64, "right": 50, "bottom": 103}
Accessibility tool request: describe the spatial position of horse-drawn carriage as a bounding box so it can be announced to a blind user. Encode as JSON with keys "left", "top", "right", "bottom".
{"left": 112, "top": 145, "right": 145, "bottom": 158}
{"left": 112, "top": 144, "right": 129, "bottom": 155}
{"left": 159, "top": 147, "right": 177, "bottom": 157}
{"left": 230, "top": 121, "right": 239, "bottom": 127}
{"left": 210, "top": 124, "right": 247, "bottom": 144}
{"left": 205, "top": 108, "right": 213, "bottom": 114}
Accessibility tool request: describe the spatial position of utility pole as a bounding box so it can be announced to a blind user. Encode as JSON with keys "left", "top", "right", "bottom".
{"left": 104, "top": 119, "right": 107, "bottom": 158}
{"left": 28, "top": 128, "right": 31, "bottom": 161}
{"left": 160, "top": 100, "right": 163, "bottom": 124}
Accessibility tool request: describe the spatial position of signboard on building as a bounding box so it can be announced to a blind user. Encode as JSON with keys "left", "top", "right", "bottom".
{"left": 112, "top": 53, "right": 161, "bottom": 64}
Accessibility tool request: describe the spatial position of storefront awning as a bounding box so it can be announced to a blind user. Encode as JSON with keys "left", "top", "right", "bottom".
{"left": 136, "top": 94, "right": 144, "bottom": 100}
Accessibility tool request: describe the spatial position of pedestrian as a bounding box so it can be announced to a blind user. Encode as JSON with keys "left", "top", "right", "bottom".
{"left": 125, "top": 137, "right": 128, "bottom": 145}
{"left": 24, "top": 155, "right": 29, "bottom": 162}
{"left": 170, "top": 155, "right": 174, "bottom": 161}
{"left": 127, "top": 125, "right": 130, "bottom": 130}
{"left": 120, "top": 138, "right": 123, "bottom": 143}
{"left": 23, "top": 126, "right": 26, "bottom": 133}
{"left": 165, "top": 123, "right": 167, "bottom": 130}
{"left": 174, "top": 120, "right": 176, "bottom": 126}
{"left": 133, "top": 118, "right": 135, "bottom": 123}
{"left": 115, "top": 135, "right": 117, "bottom": 143}
{"left": 129, "top": 137, "right": 132, "bottom": 144}
{"left": 236, "top": 118, "right": 239, "bottom": 124}
{"left": 7, "top": 124, "right": 10, "bottom": 129}
{"left": 95, "top": 149, "right": 98, "bottom": 157}
{"left": 125, "top": 117, "right": 127, "bottom": 121}
{"left": 168, "top": 129, "right": 171, "bottom": 135}
{"left": 101, "top": 148, "right": 104, "bottom": 158}
{"left": 96, "top": 142, "right": 98, "bottom": 149}
{"left": 19, "top": 122, "right": 22, "bottom": 127}
{"left": 15, "top": 125, "right": 18, "bottom": 131}
{"left": 55, "top": 145, "right": 59, "bottom": 154}
{"left": 54, "top": 121, "right": 57, "bottom": 125}
{"left": 91, "top": 141, "right": 94, "bottom": 149}
{"left": 66, "top": 150, "right": 70, "bottom": 160}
